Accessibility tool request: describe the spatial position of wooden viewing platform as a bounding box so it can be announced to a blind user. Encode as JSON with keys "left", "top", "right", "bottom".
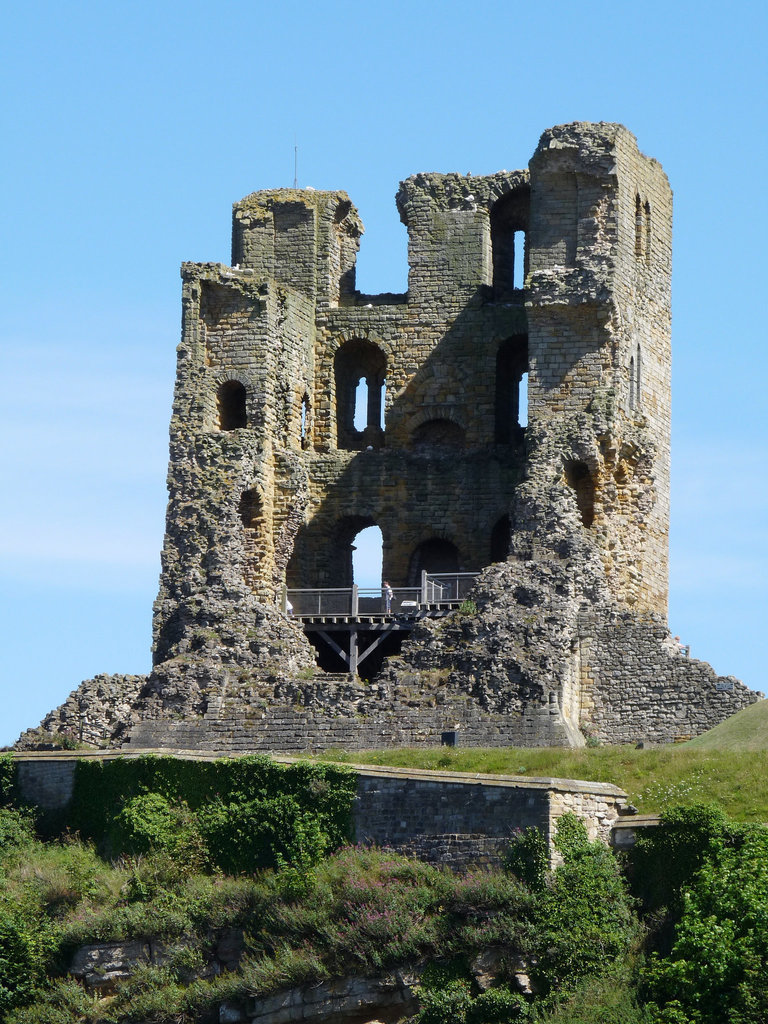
{"left": 282, "top": 572, "right": 478, "bottom": 673}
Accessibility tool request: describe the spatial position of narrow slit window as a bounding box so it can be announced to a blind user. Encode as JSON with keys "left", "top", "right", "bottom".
{"left": 353, "top": 378, "right": 368, "bottom": 431}
{"left": 629, "top": 356, "right": 636, "bottom": 410}
{"left": 300, "top": 394, "right": 311, "bottom": 448}
{"left": 513, "top": 230, "right": 526, "bottom": 290}
{"left": 644, "top": 201, "right": 651, "bottom": 261}
{"left": 518, "top": 371, "right": 528, "bottom": 427}
{"left": 635, "top": 194, "right": 644, "bottom": 258}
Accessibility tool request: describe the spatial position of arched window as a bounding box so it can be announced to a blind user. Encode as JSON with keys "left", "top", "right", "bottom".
{"left": 411, "top": 419, "right": 465, "bottom": 447}
{"left": 495, "top": 335, "right": 528, "bottom": 442}
{"left": 352, "top": 525, "right": 384, "bottom": 589}
{"left": 334, "top": 339, "right": 387, "bottom": 450}
{"left": 564, "top": 460, "right": 595, "bottom": 527}
{"left": 217, "top": 380, "right": 247, "bottom": 430}
{"left": 408, "top": 538, "right": 460, "bottom": 585}
{"left": 490, "top": 187, "right": 530, "bottom": 299}
{"left": 490, "top": 514, "right": 511, "bottom": 563}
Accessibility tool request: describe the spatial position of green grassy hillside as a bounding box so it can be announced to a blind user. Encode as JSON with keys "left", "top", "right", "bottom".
{"left": 686, "top": 697, "right": 768, "bottom": 750}
{"left": 323, "top": 738, "right": 768, "bottom": 821}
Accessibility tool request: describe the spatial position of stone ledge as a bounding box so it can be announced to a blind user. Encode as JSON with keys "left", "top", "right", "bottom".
{"left": 12, "top": 747, "right": 627, "bottom": 798}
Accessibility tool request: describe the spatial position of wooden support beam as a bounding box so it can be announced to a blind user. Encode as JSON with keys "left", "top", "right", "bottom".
{"left": 349, "top": 629, "right": 358, "bottom": 675}
{"left": 355, "top": 625, "right": 397, "bottom": 667}
{"left": 315, "top": 631, "right": 349, "bottom": 667}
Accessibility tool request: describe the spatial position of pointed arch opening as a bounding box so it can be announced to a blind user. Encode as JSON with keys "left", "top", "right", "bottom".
{"left": 352, "top": 524, "right": 384, "bottom": 590}
{"left": 217, "top": 380, "right": 247, "bottom": 431}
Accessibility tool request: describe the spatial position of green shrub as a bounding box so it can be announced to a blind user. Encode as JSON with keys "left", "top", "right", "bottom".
{"left": 0, "top": 754, "right": 18, "bottom": 807}
{"left": 527, "top": 815, "right": 639, "bottom": 996}
{"left": 468, "top": 986, "right": 530, "bottom": 1022}
{"left": 200, "top": 794, "right": 330, "bottom": 875}
{"left": 112, "top": 793, "right": 207, "bottom": 870}
{"left": 641, "top": 818, "right": 768, "bottom": 1024}
{"left": 0, "top": 808, "right": 35, "bottom": 851}
{"left": 505, "top": 826, "right": 549, "bottom": 890}
{"left": 630, "top": 802, "right": 736, "bottom": 915}
{"left": 414, "top": 977, "right": 474, "bottom": 1024}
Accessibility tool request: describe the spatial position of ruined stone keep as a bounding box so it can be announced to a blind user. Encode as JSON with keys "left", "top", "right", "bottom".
{"left": 19, "top": 122, "right": 759, "bottom": 753}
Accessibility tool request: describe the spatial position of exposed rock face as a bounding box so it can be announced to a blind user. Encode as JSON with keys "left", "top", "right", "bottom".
{"left": 67, "top": 939, "right": 524, "bottom": 1023}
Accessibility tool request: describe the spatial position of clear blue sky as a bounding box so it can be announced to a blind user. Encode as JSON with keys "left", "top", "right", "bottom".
{"left": 1, "top": 0, "right": 766, "bottom": 746}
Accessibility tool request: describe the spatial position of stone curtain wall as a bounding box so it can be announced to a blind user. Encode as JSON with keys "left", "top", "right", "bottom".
{"left": 11, "top": 752, "right": 628, "bottom": 871}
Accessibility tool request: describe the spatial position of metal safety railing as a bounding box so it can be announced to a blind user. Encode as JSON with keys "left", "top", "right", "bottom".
{"left": 282, "top": 571, "right": 479, "bottom": 618}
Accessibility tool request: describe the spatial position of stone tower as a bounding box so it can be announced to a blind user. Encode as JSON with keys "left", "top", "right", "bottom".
{"left": 154, "top": 123, "right": 670, "bottom": 656}
{"left": 17, "top": 124, "right": 757, "bottom": 752}
{"left": 125, "top": 121, "right": 753, "bottom": 751}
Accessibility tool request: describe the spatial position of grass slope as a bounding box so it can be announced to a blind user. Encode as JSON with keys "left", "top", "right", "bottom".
{"left": 322, "top": 741, "right": 768, "bottom": 821}
{"left": 686, "top": 697, "right": 768, "bottom": 750}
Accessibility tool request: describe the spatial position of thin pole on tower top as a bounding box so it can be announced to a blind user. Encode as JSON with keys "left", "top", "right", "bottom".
{"left": 294, "top": 144, "right": 298, "bottom": 188}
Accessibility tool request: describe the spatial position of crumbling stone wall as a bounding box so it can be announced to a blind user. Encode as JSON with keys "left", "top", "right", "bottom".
{"left": 153, "top": 122, "right": 673, "bottom": 672}
{"left": 18, "top": 122, "right": 760, "bottom": 753}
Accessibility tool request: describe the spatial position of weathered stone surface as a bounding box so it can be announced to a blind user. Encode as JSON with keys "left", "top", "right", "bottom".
{"left": 17, "top": 122, "right": 760, "bottom": 755}
{"left": 15, "top": 673, "right": 147, "bottom": 750}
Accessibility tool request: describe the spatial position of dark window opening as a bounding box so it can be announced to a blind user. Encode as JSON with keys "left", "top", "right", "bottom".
{"left": 239, "top": 488, "right": 263, "bottom": 591}
{"left": 412, "top": 419, "right": 465, "bottom": 447}
{"left": 564, "top": 460, "right": 596, "bottom": 527}
{"left": 335, "top": 339, "right": 387, "bottom": 450}
{"left": 217, "top": 380, "right": 247, "bottom": 431}
{"left": 495, "top": 335, "right": 529, "bottom": 442}
{"left": 490, "top": 514, "right": 511, "bottom": 562}
{"left": 644, "top": 201, "right": 651, "bottom": 261}
{"left": 239, "top": 489, "right": 261, "bottom": 530}
{"left": 629, "top": 356, "right": 636, "bottom": 411}
{"left": 408, "top": 538, "right": 460, "bottom": 585}
{"left": 490, "top": 187, "right": 530, "bottom": 299}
